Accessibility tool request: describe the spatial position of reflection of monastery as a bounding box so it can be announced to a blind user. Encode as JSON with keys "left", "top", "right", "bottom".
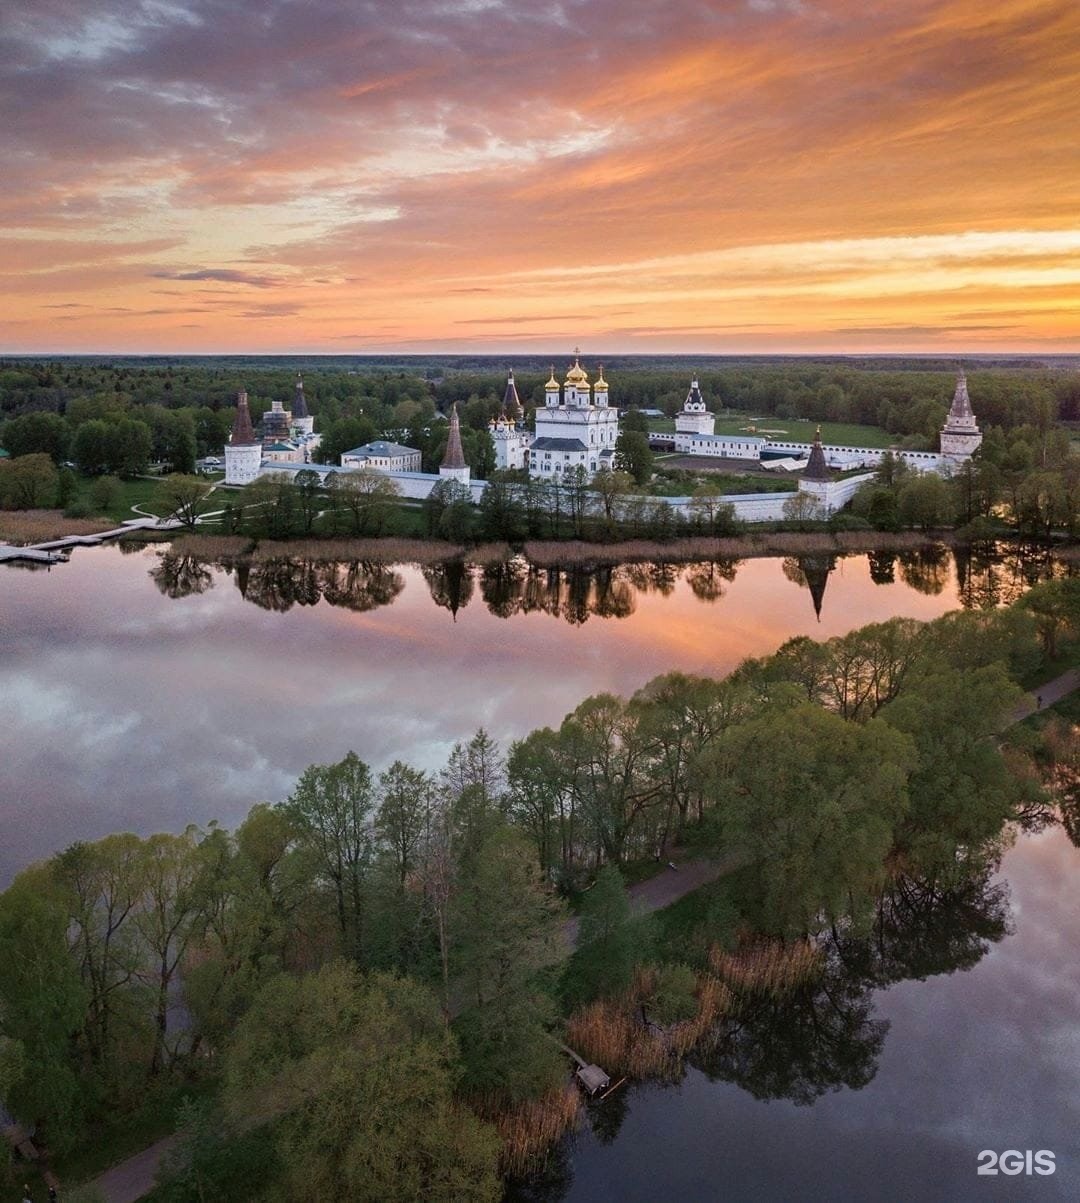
{"left": 225, "top": 357, "right": 981, "bottom": 523}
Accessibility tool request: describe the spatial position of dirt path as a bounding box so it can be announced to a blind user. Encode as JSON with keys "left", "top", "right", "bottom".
{"left": 90, "top": 1137, "right": 176, "bottom": 1203}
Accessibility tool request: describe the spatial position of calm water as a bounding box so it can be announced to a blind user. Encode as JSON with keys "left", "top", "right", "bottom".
{"left": 1, "top": 540, "right": 1052, "bottom": 884}
{"left": 2, "top": 540, "right": 1078, "bottom": 1199}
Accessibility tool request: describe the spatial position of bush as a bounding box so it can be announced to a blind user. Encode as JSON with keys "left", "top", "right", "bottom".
{"left": 648, "top": 963, "right": 698, "bottom": 1025}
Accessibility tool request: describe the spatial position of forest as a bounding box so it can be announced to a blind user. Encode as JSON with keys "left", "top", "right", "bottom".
{"left": 3, "top": 577, "right": 1079, "bottom": 1200}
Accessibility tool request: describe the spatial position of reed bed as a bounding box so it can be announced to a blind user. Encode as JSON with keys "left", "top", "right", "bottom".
{"left": 248, "top": 537, "right": 467, "bottom": 564}
{"left": 490, "top": 1085, "right": 582, "bottom": 1178}
{"left": 708, "top": 937, "right": 822, "bottom": 998}
{"left": 0, "top": 510, "right": 114, "bottom": 545}
{"left": 564, "top": 966, "right": 734, "bottom": 1080}
{"left": 170, "top": 533, "right": 253, "bottom": 559}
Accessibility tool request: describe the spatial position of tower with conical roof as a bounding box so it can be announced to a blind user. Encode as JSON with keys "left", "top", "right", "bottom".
{"left": 291, "top": 373, "right": 314, "bottom": 437}
{"left": 802, "top": 426, "right": 829, "bottom": 481}
{"left": 439, "top": 404, "right": 471, "bottom": 485}
{"left": 491, "top": 369, "right": 531, "bottom": 470}
{"left": 940, "top": 368, "right": 982, "bottom": 460}
{"left": 503, "top": 368, "right": 524, "bottom": 423}
{"left": 224, "top": 391, "right": 263, "bottom": 485}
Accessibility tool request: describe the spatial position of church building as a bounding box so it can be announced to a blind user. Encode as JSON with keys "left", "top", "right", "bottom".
{"left": 528, "top": 352, "right": 620, "bottom": 479}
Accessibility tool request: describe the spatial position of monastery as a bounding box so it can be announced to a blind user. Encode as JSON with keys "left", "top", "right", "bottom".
{"left": 224, "top": 356, "right": 982, "bottom": 522}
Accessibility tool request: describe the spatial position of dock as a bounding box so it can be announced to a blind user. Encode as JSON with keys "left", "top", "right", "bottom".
{"left": 555, "top": 1040, "right": 611, "bottom": 1096}
{"left": 0, "top": 517, "right": 183, "bottom": 567}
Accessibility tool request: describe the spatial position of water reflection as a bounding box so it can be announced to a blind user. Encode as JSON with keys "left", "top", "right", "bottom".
{"left": 147, "top": 542, "right": 1075, "bottom": 626}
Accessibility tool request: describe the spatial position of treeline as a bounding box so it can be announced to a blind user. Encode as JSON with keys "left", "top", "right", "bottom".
{"left": 4, "top": 361, "right": 1079, "bottom": 475}
{"left": 3, "top": 582, "right": 1078, "bottom": 1198}
{"left": 853, "top": 428, "right": 1080, "bottom": 537}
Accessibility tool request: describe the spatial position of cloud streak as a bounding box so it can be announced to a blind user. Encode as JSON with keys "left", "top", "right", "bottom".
{"left": 0, "top": 0, "right": 1077, "bottom": 351}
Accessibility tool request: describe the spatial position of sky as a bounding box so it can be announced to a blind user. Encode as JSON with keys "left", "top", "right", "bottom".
{"left": 1, "top": 0, "right": 1078, "bottom": 355}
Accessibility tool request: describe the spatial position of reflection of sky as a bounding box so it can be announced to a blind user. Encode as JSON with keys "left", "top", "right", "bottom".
{"left": 0, "top": 544, "right": 981, "bottom": 884}
{"left": 556, "top": 828, "right": 1080, "bottom": 1203}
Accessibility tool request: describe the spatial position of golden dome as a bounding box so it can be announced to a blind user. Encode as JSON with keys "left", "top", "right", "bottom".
{"left": 565, "top": 356, "right": 589, "bottom": 385}
{"left": 545, "top": 366, "right": 559, "bottom": 389}
{"left": 595, "top": 364, "right": 608, "bottom": 388}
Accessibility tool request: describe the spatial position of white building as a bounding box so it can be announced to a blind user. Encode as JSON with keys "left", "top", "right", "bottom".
{"left": 341, "top": 441, "right": 422, "bottom": 472}
{"left": 674, "top": 378, "right": 715, "bottom": 437}
{"left": 529, "top": 352, "right": 620, "bottom": 479}
{"left": 491, "top": 370, "right": 532, "bottom": 471}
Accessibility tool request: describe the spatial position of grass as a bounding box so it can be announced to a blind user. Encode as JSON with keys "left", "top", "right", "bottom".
{"left": 648, "top": 414, "right": 896, "bottom": 449}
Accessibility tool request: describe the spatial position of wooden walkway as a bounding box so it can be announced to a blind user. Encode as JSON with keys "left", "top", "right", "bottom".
{"left": 0, "top": 517, "right": 183, "bottom": 567}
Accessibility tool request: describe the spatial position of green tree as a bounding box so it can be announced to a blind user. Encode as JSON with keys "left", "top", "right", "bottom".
{"left": 89, "top": 473, "right": 123, "bottom": 514}
{"left": 0, "top": 411, "right": 68, "bottom": 462}
{"left": 314, "top": 415, "right": 380, "bottom": 466}
{"left": 223, "top": 963, "right": 501, "bottom": 1202}
{"left": 569, "top": 865, "right": 639, "bottom": 1003}
{"left": 0, "top": 452, "right": 58, "bottom": 508}
{"left": 155, "top": 473, "right": 213, "bottom": 528}
{"left": 703, "top": 704, "right": 916, "bottom": 935}
{"left": 452, "top": 827, "right": 566, "bottom": 1100}
{"left": 614, "top": 430, "right": 654, "bottom": 485}
{"left": 282, "top": 752, "right": 374, "bottom": 961}
{"left": 330, "top": 466, "right": 401, "bottom": 535}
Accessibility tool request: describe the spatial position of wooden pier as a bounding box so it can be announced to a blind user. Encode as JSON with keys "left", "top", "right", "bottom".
{"left": 0, "top": 517, "right": 183, "bottom": 568}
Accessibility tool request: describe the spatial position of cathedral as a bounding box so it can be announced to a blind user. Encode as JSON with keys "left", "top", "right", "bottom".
{"left": 489, "top": 354, "right": 621, "bottom": 479}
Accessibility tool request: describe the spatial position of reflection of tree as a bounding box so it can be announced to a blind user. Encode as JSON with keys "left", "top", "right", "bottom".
{"left": 242, "top": 559, "right": 313, "bottom": 612}
{"left": 320, "top": 561, "right": 404, "bottom": 612}
{"left": 697, "top": 958, "right": 887, "bottom": 1106}
{"left": 623, "top": 561, "right": 680, "bottom": 597}
{"left": 835, "top": 863, "right": 1012, "bottom": 986}
{"left": 685, "top": 558, "right": 739, "bottom": 602}
{"left": 897, "top": 546, "right": 949, "bottom": 596}
{"left": 592, "top": 566, "right": 636, "bottom": 620}
{"left": 697, "top": 855, "right": 1013, "bottom": 1106}
{"left": 955, "top": 541, "right": 1069, "bottom": 611}
{"left": 150, "top": 553, "right": 213, "bottom": 599}
{"left": 867, "top": 550, "right": 895, "bottom": 586}
{"left": 480, "top": 559, "right": 527, "bottom": 619}
{"left": 422, "top": 560, "right": 474, "bottom": 618}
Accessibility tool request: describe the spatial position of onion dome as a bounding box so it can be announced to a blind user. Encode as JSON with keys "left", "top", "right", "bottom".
{"left": 441, "top": 403, "right": 467, "bottom": 470}
{"left": 545, "top": 367, "right": 560, "bottom": 392}
{"left": 229, "top": 391, "right": 258, "bottom": 445}
{"left": 595, "top": 364, "right": 608, "bottom": 389}
{"left": 565, "top": 348, "right": 589, "bottom": 385}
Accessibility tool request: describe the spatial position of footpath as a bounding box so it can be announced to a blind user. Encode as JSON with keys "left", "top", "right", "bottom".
{"left": 81, "top": 668, "right": 1080, "bottom": 1202}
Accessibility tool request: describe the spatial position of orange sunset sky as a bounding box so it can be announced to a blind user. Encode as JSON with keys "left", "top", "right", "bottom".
{"left": 2, "top": 0, "right": 1079, "bottom": 354}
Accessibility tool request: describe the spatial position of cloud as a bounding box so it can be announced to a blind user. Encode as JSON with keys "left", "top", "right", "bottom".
{"left": 0, "top": 0, "right": 1077, "bottom": 351}
{"left": 150, "top": 268, "right": 281, "bottom": 288}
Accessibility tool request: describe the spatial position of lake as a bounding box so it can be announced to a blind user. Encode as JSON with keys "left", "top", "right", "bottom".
{"left": 2, "top": 538, "right": 1077, "bottom": 1198}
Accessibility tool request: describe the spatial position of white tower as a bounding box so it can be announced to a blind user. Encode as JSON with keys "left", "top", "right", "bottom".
{"left": 940, "top": 369, "right": 982, "bottom": 460}
{"left": 224, "top": 391, "right": 262, "bottom": 485}
{"left": 675, "top": 378, "right": 715, "bottom": 436}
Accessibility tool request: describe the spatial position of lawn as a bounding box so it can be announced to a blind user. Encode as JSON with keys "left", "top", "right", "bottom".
{"left": 648, "top": 414, "right": 896, "bottom": 449}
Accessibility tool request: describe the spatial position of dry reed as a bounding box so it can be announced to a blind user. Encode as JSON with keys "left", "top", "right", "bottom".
{"left": 169, "top": 533, "right": 253, "bottom": 559}
{"left": 564, "top": 966, "right": 734, "bottom": 1081}
{"left": 248, "top": 537, "right": 466, "bottom": 564}
{"left": 491, "top": 1086, "right": 583, "bottom": 1177}
{"left": 0, "top": 510, "right": 114, "bottom": 545}
{"left": 708, "top": 937, "right": 822, "bottom": 998}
